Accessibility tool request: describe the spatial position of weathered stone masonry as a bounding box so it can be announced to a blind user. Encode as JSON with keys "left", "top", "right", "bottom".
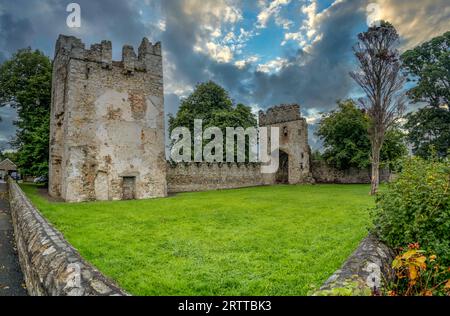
{"left": 49, "top": 35, "right": 167, "bottom": 202}
{"left": 311, "top": 160, "right": 391, "bottom": 184}
{"left": 316, "top": 234, "right": 395, "bottom": 295}
{"left": 8, "top": 180, "right": 127, "bottom": 296}
{"left": 259, "top": 104, "right": 313, "bottom": 185}
{"left": 167, "top": 162, "right": 265, "bottom": 193}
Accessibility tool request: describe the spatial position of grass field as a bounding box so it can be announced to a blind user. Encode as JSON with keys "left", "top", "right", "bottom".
{"left": 21, "top": 184, "right": 375, "bottom": 296}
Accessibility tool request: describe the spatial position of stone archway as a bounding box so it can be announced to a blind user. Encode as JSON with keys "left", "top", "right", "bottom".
{"left": 276, "top": 150, "right": 289, "bottom": 184}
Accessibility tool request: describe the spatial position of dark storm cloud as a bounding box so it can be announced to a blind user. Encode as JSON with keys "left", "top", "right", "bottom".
{"left": 249, "top": 0, "right": 366, "bottom": 111}
{"left": 0, "top": 0, "right": 155, "bottom": 59}
{"left": 159, "top": 0, "right": 366, "bottom": 113}
{"left": 0, "top": 105, "right": 17, "bottom": 149}
{"left": 0, "top": 12, "right": 34, "bottom": 54}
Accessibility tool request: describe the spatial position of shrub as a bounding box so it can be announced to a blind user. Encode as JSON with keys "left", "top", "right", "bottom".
{"left": 372, "top": 156, "right": 450, "bottom": 264}
{"left": 386, "top": 243, "right": 450, "bottom": 296}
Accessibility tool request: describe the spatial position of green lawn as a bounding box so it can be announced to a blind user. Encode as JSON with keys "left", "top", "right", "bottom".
{"left": 21, "top": 184, "right": 375, "bottom": 296}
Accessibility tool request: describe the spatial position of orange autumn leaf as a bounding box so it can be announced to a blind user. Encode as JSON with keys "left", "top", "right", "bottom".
{"left": 409, "top": 266, "right": 418, "bottom": 282}
{"left": 445, "top": 280, "right": 450, "bottom": 290}
{"left": 415, "top": 256, "right": 427, "bottom": 270}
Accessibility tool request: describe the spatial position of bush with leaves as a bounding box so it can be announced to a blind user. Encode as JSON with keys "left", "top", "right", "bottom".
{"left": 372, "top": 156, "right": 450, "bottom": 264}
{"left": 386, "top": 243, "right": 450, "bottom": 296}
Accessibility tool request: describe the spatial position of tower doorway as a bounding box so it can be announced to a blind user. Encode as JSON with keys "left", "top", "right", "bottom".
{"left": 276, "top": 150, "right": 289, "bottom": 184}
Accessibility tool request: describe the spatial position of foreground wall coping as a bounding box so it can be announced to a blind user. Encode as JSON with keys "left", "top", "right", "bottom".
{"left": 8, "top": 180, "right": 128, "bottom": 296}
{"left": 315, "top": 234, "right": 395, "bottom": 296}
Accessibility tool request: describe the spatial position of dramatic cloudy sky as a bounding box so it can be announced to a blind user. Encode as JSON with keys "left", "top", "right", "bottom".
{"left": 0, "top": 0, "right": 449, "bottom": 150}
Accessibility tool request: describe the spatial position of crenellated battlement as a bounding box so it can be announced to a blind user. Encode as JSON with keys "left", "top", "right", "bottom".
{"left": 259, "top": 104, "right": 303, "bottom": 126}
{"left": 54, "top": 35, "right": 162, "bottom": 73}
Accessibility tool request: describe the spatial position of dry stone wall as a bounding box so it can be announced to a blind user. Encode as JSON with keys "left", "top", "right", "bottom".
{"left": 316, "top": 234, "right": 395, "bottom": 296}
{"left": 8, "top": 180, "right": 127, "bottom": 296}
{"left": 167, "top": 162, "right": 268, "bottom": 193}
{"left": 311, "top": 160, "right": 391, "bottom": 184}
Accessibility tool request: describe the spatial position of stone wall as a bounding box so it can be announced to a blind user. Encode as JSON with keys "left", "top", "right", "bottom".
{"left": 316, "top": 234, "right": 395, "bottom": 296}
{"left": 8, "top": 180, "right": 128, "bottom": 296}
{"left": 167, "top": 162, "right": 268, "bottom": 193}
{"left": 311, "top": 160, "right": 391, "bottom": 184}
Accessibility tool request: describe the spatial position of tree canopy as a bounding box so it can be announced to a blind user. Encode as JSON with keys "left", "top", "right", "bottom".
{"left": 402, "top": 31, "right": 450, "bottom": 107}
{"left": 168, "top": 81, "right": 257, "bottom": 161}
{"left": 401, "top": 31, "right": 450, "bottom": 159}
{"left": 316, "top": 100, "right": 407, "bottom": 171}
{"left": 0, "top": 48, "right": 52, "bottom": 176}
{"left": 404, "top": 107, "right": 450, "bottom": 158}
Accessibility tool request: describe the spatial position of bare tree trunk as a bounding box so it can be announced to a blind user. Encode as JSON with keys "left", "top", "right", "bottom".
{"left": 350, "top": 23, "right": 406, "bottom": 196}
{"left": 371, "top": 141, "right": 381, "bottom": 195}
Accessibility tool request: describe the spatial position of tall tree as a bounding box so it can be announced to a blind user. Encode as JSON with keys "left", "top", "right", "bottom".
{"left": 316, "top": 99, "right": 407, "bottom": 171}
{"left": 402, "top": 31, "right": 450, "bottom": 159}
{"left": 168, "top": 81, "right": 257, "bottom": 162}
{"left": 0, "top": 48, "right": 52, "bottom": 176}
{"left": 404, "top": 107, "right": 450, "bottom": 158}
{"left": 402, "top": 31, "right": 449, "bottom": 107}
{"left": 350, "top": 21, "right": 406, "bottom": 195}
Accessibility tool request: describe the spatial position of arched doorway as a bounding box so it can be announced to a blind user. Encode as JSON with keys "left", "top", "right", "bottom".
{"left": 276, "top": 150, "right": 289, "bottom": 184}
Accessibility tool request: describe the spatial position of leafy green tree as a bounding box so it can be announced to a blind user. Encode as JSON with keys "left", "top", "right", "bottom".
{"left": 311, "top": 150, "right": 323, "bottom": 161}
{"left": 402, "top": 32, "right": 450, "bottom": 159}
{"left": 404, "top": 107, "right": 450, "bottom": 158}
{"left": 402, "top": 31, "right": 450, "bottom": 107}
{"left": 0, "top": 150, "right": 19, "bottom": 164}
{"left": 168, "top": 81, "right": 257, "bottom": 161}
{"left": 0, "top": 48, "right": 52, "bottom": 176}
{"left": 317, "top": 100, "right": 407, "bottom": 170}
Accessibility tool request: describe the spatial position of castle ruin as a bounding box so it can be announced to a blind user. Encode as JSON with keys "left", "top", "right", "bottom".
{"left": 259, "top": 104, "right": 311, "bottom": 185}
{"left": 49, "top": 35, "right": 167, "bottom": 202}
{"left": 49, "top": 35, "right": 313, "bottom": 202}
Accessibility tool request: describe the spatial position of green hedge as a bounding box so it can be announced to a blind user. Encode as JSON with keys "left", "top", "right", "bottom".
{"left": 372, "top": 156, "right": 450, "bottom": 264}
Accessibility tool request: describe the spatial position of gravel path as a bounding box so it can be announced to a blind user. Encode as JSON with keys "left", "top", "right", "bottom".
{"left": 0, "top": 182, "right": 27, "bottom": 296}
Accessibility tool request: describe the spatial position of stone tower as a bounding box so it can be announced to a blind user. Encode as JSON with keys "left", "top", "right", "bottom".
{"left": 259, "top": 104, "right": 312, "bottom": 184}
{"left": 49, "top": 35, "right": 167, "bottom": 202}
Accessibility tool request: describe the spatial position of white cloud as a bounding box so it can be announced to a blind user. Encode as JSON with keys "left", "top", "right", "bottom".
{"left": 375, "top": 0, "right": 450, "bottom": 50}
{"left": 163, "top": 55, "right": 193, "bottom": 96}
{"left": 281, "top": 0, "right": 344, "bottom": 51}
{"left": 205, "top": 42, "right": 234, "bottom": 63}
{"left": 257, "top": 57, "right": 290, "bottom": 73}
{"left": 281, "top": 32, "right": 302, "bottom": 46}
{"left": 256, "top": 0, "right": 291, "bottom": 29}
{"left": 179, "top": 0, "right": 244, "bottom": 63}
{"left": 275, "top": 15, "right": 294, "bottom": 30}
{"left": 234, "top": 55, "right": 260, "bottom": 69}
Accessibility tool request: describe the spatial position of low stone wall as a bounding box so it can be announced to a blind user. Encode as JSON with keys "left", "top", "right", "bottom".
{"left": 8, "top": 180, "right": 128, "bottom": 296}
{"left": 311, "top": 160, "right": 391, "bottom": 184}
{"left": 316, "top": 234, "right": 395, "bottom": 296}
{"left": 167, "top": 162, "right": 267, "bottom": 193}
